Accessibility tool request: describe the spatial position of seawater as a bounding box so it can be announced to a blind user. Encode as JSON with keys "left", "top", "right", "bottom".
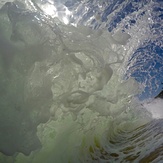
{"left": 0, "top": 0, "right": 163, "bottom": 163}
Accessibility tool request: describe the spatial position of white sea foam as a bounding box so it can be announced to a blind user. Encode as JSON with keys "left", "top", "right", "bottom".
{"left": 144, "top": 98, "right": 163, "bottom": 119}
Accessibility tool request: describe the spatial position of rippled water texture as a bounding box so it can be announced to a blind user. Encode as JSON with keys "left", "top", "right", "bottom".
{"left": 0, "top": 0, "right": 162, "bottom": 162}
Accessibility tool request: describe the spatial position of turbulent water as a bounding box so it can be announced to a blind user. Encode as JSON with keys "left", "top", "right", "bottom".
{"left": 0, "top": 0, "right": 163, "bottom": 162}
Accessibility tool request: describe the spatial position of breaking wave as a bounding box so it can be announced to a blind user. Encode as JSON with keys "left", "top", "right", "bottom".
{"left": 0, "top": 0, "right": 162, "bottom": 162}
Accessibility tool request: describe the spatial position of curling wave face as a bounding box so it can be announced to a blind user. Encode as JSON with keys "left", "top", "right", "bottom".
{"left": 0, "top": 0, "right": 163, "bottom": 163}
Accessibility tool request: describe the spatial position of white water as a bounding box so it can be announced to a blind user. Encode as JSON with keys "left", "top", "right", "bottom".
{"left": 144, "top": 99, "right": 163, "bottom": 119}
{"left": 0, "top": 0, "right": 162, "bottom": 163}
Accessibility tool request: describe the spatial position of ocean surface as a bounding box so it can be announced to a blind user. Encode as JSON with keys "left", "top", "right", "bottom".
{"left": 0, "top": 0, "right": 162, "bottom": 162}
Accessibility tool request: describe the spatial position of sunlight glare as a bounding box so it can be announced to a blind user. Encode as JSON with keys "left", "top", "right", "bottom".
{"left": 43, "top": 4, "right": 58, "bottom": 18}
